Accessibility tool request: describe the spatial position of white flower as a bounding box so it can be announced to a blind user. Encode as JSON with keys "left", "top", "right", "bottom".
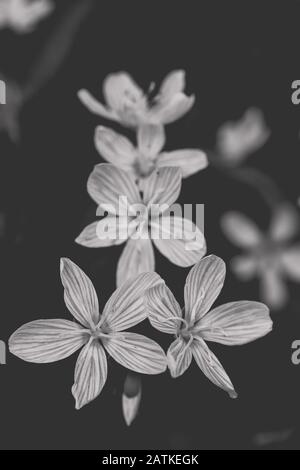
{"left": 222, "top": 205, "right": 300, "bottom": 309}
{"left": 145, "top": 255, "right": 272, "bottom": 397}
{"left": 216, "top": 108, "right": 270, "bottom": 166}
{"left": 78, "top": 70, "right": 195, "bottom": 128}
{"left": 0, "top": 0, "right": 53, "bottom": 33}
{"left": 9, "top": 258, "right": 167, "bottom": 409}
{"left": 94, "top": 124, "right": 208, "bottom": 185}
{"left": 122, "top": 373, "right": 142, "bottom": 426}
{"left": 76, "top": 164, "right": 206, "bottom": 286}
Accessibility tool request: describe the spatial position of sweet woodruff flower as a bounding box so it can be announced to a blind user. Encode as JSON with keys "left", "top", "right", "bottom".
{"left": 0, "top": 0, "right": 53, "bottom": 33}
{"left": 76, "top": 164, "right": 206, "bottom": 286}
{"left": 78, "top": 70, "right": 195, "bottom": 128}
{"left": 222, "top": 205, "right": 300, "bottom": 309}
{"left": 9, "top": 258, "right": 167, "bottom": 409}
{"left": 94, "top": 124, "right": 208, "bottom": 185}
{"left": 216, "top": 108, "right": 270, "bottom": 166}
{"left": 146, "top": 255, "right": 272, "bottom": 397}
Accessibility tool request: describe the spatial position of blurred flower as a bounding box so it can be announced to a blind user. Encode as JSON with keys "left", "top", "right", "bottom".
{"left": 94, "top": 124, "right": 207, "bottom": 186}
{"left": 222, "top": 205, "right": 300, "bottom": 309}
{"left": 216, "top": 108, "right": 270, "bottom": 166}
{"left": 146, "top": 255, "right": 272, "bottom": 397}
{"left": 9, "top": 258, "right": 166, "bottom": 409}
{"left": 253, "top": 428, "right": 293, "bottom": 447}
{"left": 78, "top": 70, "right": 195, "bottom": 128}
{"left": 0, "top": 0, "right": 53, "bottom": 33}
{"left": 122, "top": 372, "right": 142, "bottom": 426}
{"left": 76, "top": 164, "right": 206, "bottom": 286}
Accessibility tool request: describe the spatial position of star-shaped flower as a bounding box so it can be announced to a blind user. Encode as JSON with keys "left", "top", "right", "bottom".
{"left": 94, "top": 124, "right": 208, "bottom": 185}
{"left": 0, "top": 0, "right": 53, "bottom": 33}
{"left": 78, "top": 70, "right": 195, "bottom": 128}
{"left": 145, "top": 255, "right": 272, "bottom": 397}
{"left": 222, "top": 205, "right": 300, "bottom": 309}
{"left": 76, "top": 164, "right": 206, "bottom": 286}
{"left": 9, "top": 258, "right": 167, "bottom": 409}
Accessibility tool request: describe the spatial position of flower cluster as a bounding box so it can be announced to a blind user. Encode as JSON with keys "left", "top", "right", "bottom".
{"left": 8, "top": 71, "right": 273, "bottom": 416}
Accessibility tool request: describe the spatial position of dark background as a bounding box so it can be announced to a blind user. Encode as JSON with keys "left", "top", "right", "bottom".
{"left": 0, "top": 0, "right": 300, "bottom": 450}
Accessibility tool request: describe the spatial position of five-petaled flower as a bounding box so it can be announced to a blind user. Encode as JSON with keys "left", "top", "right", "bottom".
{"left": 9, "top": 258, "right": 167, "bottom": 409}
{"left": 145, "top": 255, "right": 272, "bottom": 397}
{"left": 221, "top": 205, "right": 300, "bottom": 309}
{"left": 94, "top": 124, "right": 208, "bottom": 186}
{"left": 78, "top": 70, "right": 195, "bottom": 128}
{"left": 76, "top": 164, "right": 206, "bottom": 286}
{"left": 0, "top": 0, "right": 53, "bottom": 33}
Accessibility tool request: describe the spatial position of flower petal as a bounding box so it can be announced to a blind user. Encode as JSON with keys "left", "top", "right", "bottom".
{"left": 77, "top": 89, "right": 117, "bottom": 120}
{"left": 87, "top": 163, "right": 141, "bottom": 214}
{"left": 142, "top": 167, "right": 182, "bottom": 210}
{"left": 76, "top": 217, "right": 131, "bottom": 248}
{"left": 221, "top": 212, "right": 262, "bottom": 248}
{"left": 94, "top": 126, "right": 137, "bottom": 171}
{"left": 116, "top": 237, "right": 155, "bottom": 287}
{"left": 184, "top": 255, "right": 226, "bottom": 324}
{"left": 150, "top": 93, "right": 195, "bottom": 125}
{"left": 146, "top": 282, "right": 182, "bottom": 334}
{"left": 167, "top": 337, "right": 193, "bottom": 378}
{"left": 230, "top": 254, "right": 257, "bottom": 280}
{"left": 101, "top": 271, "right": 163, "bottom": 332}
{"left": 269, "top": 204, "right": 299, "bottom": 243}
{"left": 122, "top": 373, "right": 142, "bottom": 426}
{"left": 158, "top": 70, "right": 186, "bottom": 100}
{"left": 103, "top": 332, "right": 167, "bottom": 374}
{"left": 281, "top": 245, "right": 300, "bottom": 280}
{"left": 72, "top": 339, "right": 107, "bottom": 409}
{"left": 198, "top": 301, "right": 272, "bottom": 345}
{"left": 137, "top": 124, "right": 165, "bottom": 158}
{"left": 260, "top": 267, "right": 288, "bottom": 310}
{"left": 158, "top": 149, "right": 208, "bottom": 178}
{"left": 60, "top": 258, "right": 99, "bottom": 328}
{"left": 191, "top": 338, "right": 237, "bottom": 398}
{"left": 9, "top": 319, "right": 87, "bottom": 363}
{"left": 103, "top": 72, "right": 145, "bottom": 113}
{"left": 152, "top": 216, "right": 206, "bottom": 267}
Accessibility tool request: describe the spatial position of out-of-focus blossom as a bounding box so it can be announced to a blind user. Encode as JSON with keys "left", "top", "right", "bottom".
{"left": 0, "top": 0, "right": 53, "bottom": 33}
{"left": 94, "top": 124, "right": 207, "bottom": 186}
{"left": 78, "top": 70, "right": 195, "bottom": 128}
{"left": 216, "top": 108, "right": 270, "bottom": 166}
{"left": 253, "top": 429, "right": 293, "bottom": 447}
{"left": 9, "top": 258, "right": 167, "bottom": 409}
{"left": 122, "top": 373, "right": 142, "bottom": 426}
{"left": 76, "top": 164, "right": 206, "bottom": 286}
{"left": 146, "top": 255, "right": 272, "bottom": 397}
{"left": 222, "top": 205, "right": 300, "bottom": 309}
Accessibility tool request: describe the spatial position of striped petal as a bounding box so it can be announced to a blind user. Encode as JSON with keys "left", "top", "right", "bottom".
{"left": 158, "top": 149, "right": 208, "bottom": 178}
{"left": 221, "top": 212, "right": 262, "bottom": 248}
{"left": 103, "top": 332, "right": 167, "bottom": 374}
{"left": 76, "top": 217, "right": 130, "bottom": 248}
{"left": 197, "top": 301, "right": 272, "bottom": 345}
{"left": 72, "top": 339, "right": 107, "bottom": 409}
{"left": 142, "top": 167, "right": 182, "bottom": 210}
{"left": 9, "top": 319, "right": 88, "bottom": 363}
{"left": 167, "top": 337, "right": 193, "bottom": 378}
{"left": 94, "top": 126, "right": 137, "bottom": 171}
{"left": 191, "top": 338, "right": 237, "bottom": 398}
{"left": 101, "top": 271, "right": 163, "bottom": 332}
{"left": 87, "top": 163, "right": 141, "bottom": 214}
{"left": 184, "top": 255, "right": 226, "bottom": 324}
{"left": 152, "top": 216, "right": 206, "bottom": 267}
{"left": 60, "top": 258, "right": 99, "bottom": 328}
{"left": 116, "top": 237, "right": 155, "bottom": 287}
{"left": 146, "top": 283, "right": 182, "bottom": 334}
